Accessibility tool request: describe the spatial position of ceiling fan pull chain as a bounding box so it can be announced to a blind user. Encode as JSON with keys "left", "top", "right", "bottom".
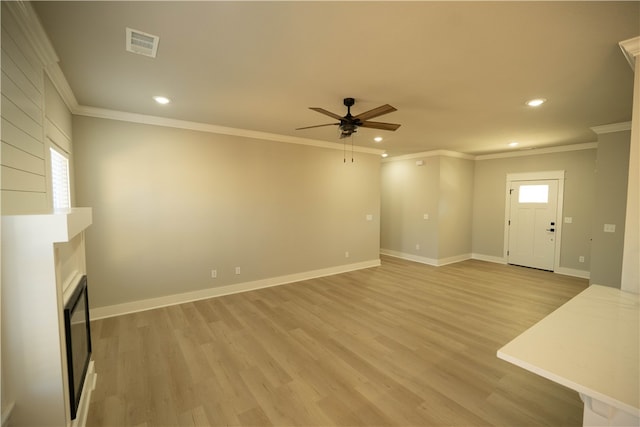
{"left": 351, "top": 135, "right": 354, "bottom": 163}
{"left": 343, "top": 138, "right": 346, "bottom": 163}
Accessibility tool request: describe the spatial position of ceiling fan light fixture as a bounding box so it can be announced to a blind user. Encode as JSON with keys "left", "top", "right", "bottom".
{"left": 381, "top": 153, "right": 389, "bottom": 158}
{"left": 374, "top": 136, "right": 383, "bottom": 142}
{"left": 526, "top": 98, "right": 546, "bottom": 107}
{"left": 509, "top": 141, "right": 519, "bottom": 147}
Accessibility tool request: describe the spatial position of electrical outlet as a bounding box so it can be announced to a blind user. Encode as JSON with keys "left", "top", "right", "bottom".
{"left": 345, "top": 251, "right": 350, "bottom": 258}
{"left": 365, "top": 214, "right": 373, "bottom": 221}
{"left": 415, "top": 243, "right": 420, "bottom": 250}
{"left": 564, "top": 217, "right": 573, "bottom": 224}
{"left": 579, "top": 256, "right": 585, "bottom": 263}
{"left": 423, "top": 213, "right": 429, "bottom": 220}
{"left": 604, "top": 224, "right": 616, "bottom": 233}
{"left": 235, "top": 267, "right": 241, "bottom": 275}
{"left": 211, "top": 269, "right": 217, "bottom": 278}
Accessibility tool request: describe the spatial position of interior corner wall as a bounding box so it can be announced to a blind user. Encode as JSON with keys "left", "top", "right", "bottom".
{"left": 438, "top": 156, "right": 474, "bottom": 260}
{"left": 380, "top": 155, "right": 473, "bottom": 263}
{"left": 72, "top": 115, "right": 381, "bottom": 309}
{"left": 472, "top": 149, "right": 597, "bottom": 271}
{"left": 590, "top": 130, "right": 631, "bottom": 288}
{"left": 380, "top": 157, "right": 440, "bottom": 261}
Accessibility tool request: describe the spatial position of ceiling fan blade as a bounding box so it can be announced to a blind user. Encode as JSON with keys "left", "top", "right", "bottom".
{"left": 296, "top": 123, "right": 339, "bottom": 130}
{"left": 360, "top": 121, "right": 401, "bottom": 131}
{"left": 354, "top": 104, "right": 397, "bottom": 121}
{"left": 309, "top": 107, "right": 344, "bottom": 121}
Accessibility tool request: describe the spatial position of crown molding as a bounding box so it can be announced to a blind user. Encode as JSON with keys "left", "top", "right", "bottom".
{"left": 619, "top": 36, "right": 640, "bottom": 71}
{"left": 74, "top": 105, "right": 385, "bottom": 155}
{"left": 383, "top": 149, "right": 475, "bottom": 162}
{"left": 45, "top": 64, "right": 79, "bottom": 112}
{"left": 591, "top": 121, "right": 632, "bottom": 134}
{"left": 475, "top": 142, "right": 598, "bottom": 161}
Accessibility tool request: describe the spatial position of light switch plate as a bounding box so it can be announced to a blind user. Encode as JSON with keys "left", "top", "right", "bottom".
{"left": 604, "top": 224, "right": 616, "bottom": 233}
{"left": 564, "top": 217, "right": 573, "bottom": 224}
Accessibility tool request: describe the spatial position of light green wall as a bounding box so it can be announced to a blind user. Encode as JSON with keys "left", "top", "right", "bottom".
{"left": 590, "top": 130, "right": 630, "bottom": 287}
{"left": 472, "top": 149, "right": 597, "bottom": 271}
{"left": 381, "top": 157, "right": 440, "bottom": 259}
{"left": 380, "top": 154, "right": 474, "bottom": 262}
{"left": 73, "top": 116, "right": 381, "bottom": 309}
{"left": 439, "top": 156, "right": 474, "bottom": 259}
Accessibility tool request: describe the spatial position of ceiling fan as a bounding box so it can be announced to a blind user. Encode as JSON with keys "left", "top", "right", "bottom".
{"left": 296, "top": 97, "right": 400, "bottom": 139}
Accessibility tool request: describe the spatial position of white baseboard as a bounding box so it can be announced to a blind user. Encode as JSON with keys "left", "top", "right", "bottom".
{"left": 1, "top": 401, "right": 14, "bottom": 427}
{"left": 380, "top": 249, "right": 471, "bottom": 266}
{"left": 554, "top": 267, "right": 590, "bottom": 279}
{"left": 471, "top": 253, "right": 507, "bottom": 264}
{"left": 91, "top": 259, "right": 381, "bottom": 320}
{"left": 380, "top": 249, "right": 439, "bottom": 266}
{"left": 471, "top": 253, "right": 590, "bottom": 279}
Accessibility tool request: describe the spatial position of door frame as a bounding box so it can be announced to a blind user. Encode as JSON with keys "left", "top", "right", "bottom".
{"left": 504, "top": 170, "right": 565, "bottom": 271}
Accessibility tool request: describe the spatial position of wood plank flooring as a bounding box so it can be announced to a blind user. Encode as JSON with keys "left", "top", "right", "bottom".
{"left": 86, "top": 257, "right": 588, "bottom": 426}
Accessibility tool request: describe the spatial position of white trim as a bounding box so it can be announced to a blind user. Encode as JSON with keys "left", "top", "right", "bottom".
{"left": 70, "top": 361, "right": 96, "bottom": 427}
{"left": 619, "top": 36, "right": 640, "bottom": 70}
{"left": 75, "top": 105, "right": 385, "bottom": 155}
{"left": 476, "top": 143, "right": 597, "bottom": 161}
{"left": 555, "top": 267, "right": 590, "bottom": 280}
{"left": 504, "top": 171, "right": 566, "bottom": 272}
{"left": 590, "top": 122, "right": 632, "bottom": 135}
{"left": 379, "top": 249, "right": 471, "bottom": 266}
{"left": 380, "top": 249, "right": 439, "bottom": 266}
{"left": 383, "top": 150, "right": 475, "bottom": 162}
{"left": 45, "top": 64, "right": 79, "bottom": 113}
{"left": 90, "top": 259, "right": 380, "bottom": 320}
{"left": 506, "top": 170, "right": 566, "bottom": 182}
{"left": 471, "top": 253, "right": 507, "bottom": 264}
{"left": 437, "top": 253, "right": 473, "bottom": 266}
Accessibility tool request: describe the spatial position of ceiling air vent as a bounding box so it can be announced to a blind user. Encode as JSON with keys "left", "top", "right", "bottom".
{"left": 126, "top": 27, "right": 159, "bottom": 58}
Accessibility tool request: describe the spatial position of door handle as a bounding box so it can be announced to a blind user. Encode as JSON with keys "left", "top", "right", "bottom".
{"left": 546, "top": 228, "right": 555, "bottom": 232}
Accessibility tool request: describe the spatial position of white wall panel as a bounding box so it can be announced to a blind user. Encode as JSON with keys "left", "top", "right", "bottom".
{"left": 1, "top": 118, "right": 43, "bottom": 158}
{"left": 1, "top": 143, "right": 44, "bottom": 175}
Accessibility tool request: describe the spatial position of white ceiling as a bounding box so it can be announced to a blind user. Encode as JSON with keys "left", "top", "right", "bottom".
{"left": 33, "top": 1, "right": 639, "bottom": 157}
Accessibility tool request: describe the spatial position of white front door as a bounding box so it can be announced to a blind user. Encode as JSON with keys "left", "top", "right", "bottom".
{"left": 507, "top": 180, "right": 559, "bottom": 270}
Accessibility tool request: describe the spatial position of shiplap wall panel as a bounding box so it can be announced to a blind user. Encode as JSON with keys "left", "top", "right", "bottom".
{"left": 1, "top": 26, "right": 42, "bottom": 91}
{"left": 1, "top": 94, "right": 43, "bottom": 141}
{"left": 2, "top": 71, "right": 43, "bottom": 125}
{"left": 1, "top": 166, "right": 45, "bottom": 192}
{"left": 1, "top": 45, "right": 43, "bottom": 106}
{"left": 1, "top": 1, "right": 47, "bottom": 213}
{"left": 0, "top": 190, "right": 47, "bottom": 212}
{"left": 1, "top": 118, "right": 43, "bottom": 158}
{"left": 2, "top": 143, "right": 45, "bottom": 175}
{"left": 46, "top": 120, "right": 71, "bottom": 153}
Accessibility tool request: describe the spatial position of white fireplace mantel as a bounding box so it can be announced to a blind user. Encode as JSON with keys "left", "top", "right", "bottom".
{"left": 1, "top": 208, "right": 96, "bottom": 427}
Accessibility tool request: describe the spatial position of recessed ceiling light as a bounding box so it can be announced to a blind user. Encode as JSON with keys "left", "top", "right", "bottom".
{"left": 374, "top": 136, "right": 383, "bottom": 143}
{"left": 153, "top": 96, "right": 170, "bottom": 105}
{"left": 381, "top": 153, "right": 389, "bottom": 158}
{"left": 509, "top": 141, "right": 519, "bottom": 147}
{"left": 526, "top": 98, "right": 546, "bottom": 107}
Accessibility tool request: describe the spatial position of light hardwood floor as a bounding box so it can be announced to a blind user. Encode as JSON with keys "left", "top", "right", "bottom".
{"left": 87, "top": 257, "right": 588, "bottom": 426}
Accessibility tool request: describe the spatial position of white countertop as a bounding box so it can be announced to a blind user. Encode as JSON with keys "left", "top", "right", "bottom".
{"left": 498, "top": 285, "right": 639, "bottom": 416}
